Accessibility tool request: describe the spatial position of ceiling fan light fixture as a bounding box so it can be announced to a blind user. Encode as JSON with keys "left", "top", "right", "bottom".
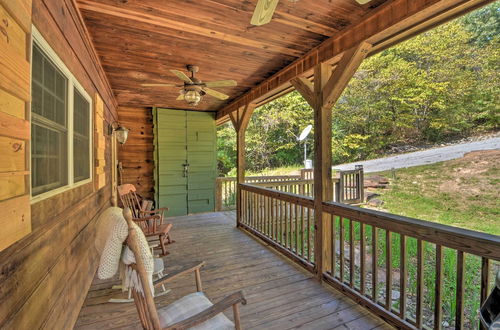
{"left": 184, "top": 90, "right": 202, "bottom": 106}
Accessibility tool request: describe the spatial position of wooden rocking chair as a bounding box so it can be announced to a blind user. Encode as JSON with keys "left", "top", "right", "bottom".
{"left": 122, "top": 207, "right": 247, "bottom": 330}
{"left": 118, "top": 184, "right": 174, "bottom": 256}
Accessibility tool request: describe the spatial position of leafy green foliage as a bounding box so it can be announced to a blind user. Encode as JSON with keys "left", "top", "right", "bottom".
{"left": 217, "top": 4, "right": 499, "bottom": 175}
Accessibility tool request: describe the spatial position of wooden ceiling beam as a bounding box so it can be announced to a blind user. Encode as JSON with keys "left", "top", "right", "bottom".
{"left": 322, "top": 41, "right": 372, "bottom": 108}
{"left": 216, "top": 0, "right": 493, "bottom": 121}
{"left": 77, "top": 0, "right": 305, "bottom": 56}
{"left": 290, "top": 77, "right": 315, "bottom": 108}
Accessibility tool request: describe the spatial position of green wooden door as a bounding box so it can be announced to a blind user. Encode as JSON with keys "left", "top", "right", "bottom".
{"left": 153, "top": 108, "right": 216, "bottom": 216}
{"left": 187, "top": 111, "right": 216, "bottom": 214}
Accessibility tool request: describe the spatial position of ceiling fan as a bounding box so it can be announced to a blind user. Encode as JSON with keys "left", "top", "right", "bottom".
{"left": 250, "top": 0, "right": 374, "bottom": 26}
{"left": 141, "top": 65, "right": 237, "bottom": 106}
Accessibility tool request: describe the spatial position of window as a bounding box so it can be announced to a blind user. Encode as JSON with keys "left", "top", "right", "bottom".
{"left": 73, "top": 90, "right": 90, "bottom": 182}
{"left": 31, "top": 28, "right": 92, "bottom": 200}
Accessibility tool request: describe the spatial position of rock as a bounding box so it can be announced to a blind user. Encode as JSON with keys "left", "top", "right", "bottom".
{"left": 442, "top": 321, "right": 450, "bottom": 327}
{"left": 364, "top": 175, "right": 390, "bottom": 188}
{"left": 391, "top": 290, "right": 400, "bottom": 300}
{"left": 365, "top": 192, "right": 380, "bottom": 201}
{"left": 367, "top": 199, "right": 384, "bottom": 207}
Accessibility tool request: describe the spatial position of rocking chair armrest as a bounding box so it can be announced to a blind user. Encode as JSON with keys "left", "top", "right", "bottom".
{"left": 163, "top": 291, "right": 247, "bottom": 330}
{"left": 154, "top": 261, "right": 205, "bottom": 287}
{"left": 141, "top": 207, "right": 169, "bottom": 214}
{"left": 133, "top": 214, "right": 161, "bottom": 222}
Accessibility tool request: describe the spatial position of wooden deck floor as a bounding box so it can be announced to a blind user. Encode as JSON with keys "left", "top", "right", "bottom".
{"left": 75, "top": 211, "right": 392, "bottom": 330}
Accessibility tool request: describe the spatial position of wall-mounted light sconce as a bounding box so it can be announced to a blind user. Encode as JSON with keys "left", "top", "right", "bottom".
{"left": 108, "top": 122, "right": 130, "bottom": 144}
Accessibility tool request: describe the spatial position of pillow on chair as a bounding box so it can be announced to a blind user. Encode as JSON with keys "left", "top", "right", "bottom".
{"left": 97, "top": 207, "right": 129, "bottom": 279}
{"left": 97, "top": 207, "right": 154, "bottom": 280}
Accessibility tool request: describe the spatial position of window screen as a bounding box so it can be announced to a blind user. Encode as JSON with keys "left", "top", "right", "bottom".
{"left": 73, "top": 90, "right": 90, "bottom": 182}
{"left": 31, "top": 43, "right": 68, "bottom": 196}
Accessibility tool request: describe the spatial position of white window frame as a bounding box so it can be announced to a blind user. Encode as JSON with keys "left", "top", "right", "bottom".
{"left": 31, "top": 26, "right": 93, "bottom": 203}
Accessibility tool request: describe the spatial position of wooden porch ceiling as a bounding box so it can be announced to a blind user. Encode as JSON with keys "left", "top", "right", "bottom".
{"left": 75, "top": 0, "right": 388, "bottom": 111}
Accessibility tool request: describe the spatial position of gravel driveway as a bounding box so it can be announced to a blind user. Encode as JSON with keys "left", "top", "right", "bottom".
{"left": 333, "top": 136, "right": 500, "bottom": 173}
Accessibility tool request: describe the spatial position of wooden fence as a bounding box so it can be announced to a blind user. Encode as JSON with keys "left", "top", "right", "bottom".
{"left": 238, "top": 183, "right": 500, "bottom": 330}
{"left": 216, "top": 167, "right": 364, "bottom": 211}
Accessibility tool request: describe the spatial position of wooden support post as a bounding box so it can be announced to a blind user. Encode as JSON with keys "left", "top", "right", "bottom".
{"left": 291, "top": 41, "right": 372, "bottom": 279}
{"left": 230, "top": 104, "right": 256, "bottom": 227}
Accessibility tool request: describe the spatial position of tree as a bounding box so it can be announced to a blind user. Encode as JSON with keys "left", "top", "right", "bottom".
{"left": 217, "top": 2, "right": 499, "bottom": 174}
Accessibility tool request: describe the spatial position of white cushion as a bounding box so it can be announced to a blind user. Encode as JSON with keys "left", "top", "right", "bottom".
{"left": 97, "top": 207, "right": 129, "bottom": 279}
{"left": 158, "top": 292, "right": 234, "bottom": 330}
{"left": 154, "top": 257, "right": 164, "bottom": 274}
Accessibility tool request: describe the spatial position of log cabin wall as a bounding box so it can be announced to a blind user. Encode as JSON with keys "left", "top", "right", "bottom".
{"left": 0, "top": 0, "right": 117, "bottom": 328}
{"left": 117, "top": 106, "right": 155, "bottom": 200}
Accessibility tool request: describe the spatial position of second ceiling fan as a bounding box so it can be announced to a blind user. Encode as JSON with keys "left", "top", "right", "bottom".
{"left": 250, "top": 0, "right": 374, "bottom": 26}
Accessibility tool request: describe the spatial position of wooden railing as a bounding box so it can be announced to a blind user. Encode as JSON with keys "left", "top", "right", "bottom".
{"left": 239, "top": 183, "right": 316, "bottom": 271}
{"left": 238, "top": 183, "right": 500, "bottom": 330}
{"left": 338, "top": 167, "right": 364, "bottom": 204}
{"left": 253, "top": 178, "right": 341, "bottom": 201}
{"left": 216, "top": 167, "right": 364, "bottom": 211}
{"left": 215, "top": 175, "right": 301, "bottom": 211}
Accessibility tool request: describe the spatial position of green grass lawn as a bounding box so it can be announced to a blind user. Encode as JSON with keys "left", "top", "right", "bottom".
{"left": 370, "top": 150, "right": 499, "bottom": 235}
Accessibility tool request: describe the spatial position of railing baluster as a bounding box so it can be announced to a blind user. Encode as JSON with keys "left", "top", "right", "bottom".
{"left": 269, "top": 197, "right": 275, "bottom": 240}
{"left": 340, "top": 217, "right": 345, "bottom": 283}
{"left": 284, "top": 201, "right": 289, "bottom": 249}
{"left": 301, "top": 205, "right": 305, "bottom": 257}
{"left": 372, "top": 226, "right": 378, "bottom": 301}
{"left": 293, "top": 204, "right": 299, "bottom": 254}
{"left": 246, "top": 190, "right": 250, "bottom": 225}
{"left": 349, "top": 219, "right": 355, "bottom": 287}
{"left": 455, "top": 250, "right": 465, "bottom": 330}
{"left": 288, "top": 202, "right": 292, "bottom": 250}
{"left": 278, "top": 199, "right": 283, "bottom": 244}
{"left": 416, "top": 239, "right": 424, "bottom": 328}
{"left": 307, "top": 207, "right": 311, "bottom": 262}
{"left": 386, "top": 231, "right": 392, "bottom": 310}
{"left": 360, "top": 223, "right": 366, "bottom": 295}
{"left": 434, "top": 245, "right": 443, "bottom": 330}
{"left": 269, "top": 196, "right": 273, "bottom": 239}
{"left": 399, "top": 234, "right": 407, "bottom": 320}
{"left": 480, "top": 257, "right": 490, "bottom": 330}
{"left": 331, "top": 214, "right": 336, "bottom": 278}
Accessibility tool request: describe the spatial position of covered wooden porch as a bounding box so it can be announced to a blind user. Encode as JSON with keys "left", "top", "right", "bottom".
{"left": 76, "top": 211, "right": 391, "bottom": 330}
{"left": 0, "top": 0, "right": 498, "bottom": 329}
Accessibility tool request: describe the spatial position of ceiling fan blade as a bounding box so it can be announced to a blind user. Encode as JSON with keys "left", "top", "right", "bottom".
{"left": 204, "top": 80, "right": 238, "bottom": 88}
{"left": 251, "top": 0, "right": 280, "bottom": 26}
{"left": 170, "top": 70, "right": 193, "bottom": 83}
{"left": 141, "top": 83, "right": 177, "bottom": 87}
{"left": 176, "top": 94, "right": 185, "bottom": 101}
{"left": 204, "top": 88, "right": 229, "bottom": 100}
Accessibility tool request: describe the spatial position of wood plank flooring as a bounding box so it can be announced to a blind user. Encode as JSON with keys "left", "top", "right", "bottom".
{"left": 75, "top": 211, "right": 392, "bottom": 330}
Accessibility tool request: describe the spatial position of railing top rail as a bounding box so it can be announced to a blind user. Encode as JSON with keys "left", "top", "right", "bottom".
{"left": 252, "top": 179, "right": 313, "bottom": 186}
{"left": 336, "top": 169, "right": 362, "bottom": 174}
{"left": 251, "top": 178, "right": 340, "bottom": 187}
{"left": 323, "top": 201, "right": 500, "bottom": 261}
{"left": 217, "top": 175, "right": 302, "bottom": 181}
{"left": 239, "top": 183, "right": 314, "bottom": 208}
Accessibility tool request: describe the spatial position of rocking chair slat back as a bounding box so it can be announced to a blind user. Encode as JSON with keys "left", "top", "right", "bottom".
{"left": 118, "top": 184, "right": 143, "bottom": 218}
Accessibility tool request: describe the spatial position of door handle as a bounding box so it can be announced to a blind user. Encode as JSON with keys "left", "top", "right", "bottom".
{"left": 183, "top": 163, "right": 190, "bottom": 177}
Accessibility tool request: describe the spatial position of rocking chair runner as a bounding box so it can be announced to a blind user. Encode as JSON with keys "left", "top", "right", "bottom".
{"left": 118, "top": 184, "right": 174, "bottom": 256}
{"left": 122, "top": 207, "right": 247, "bottom": 330}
